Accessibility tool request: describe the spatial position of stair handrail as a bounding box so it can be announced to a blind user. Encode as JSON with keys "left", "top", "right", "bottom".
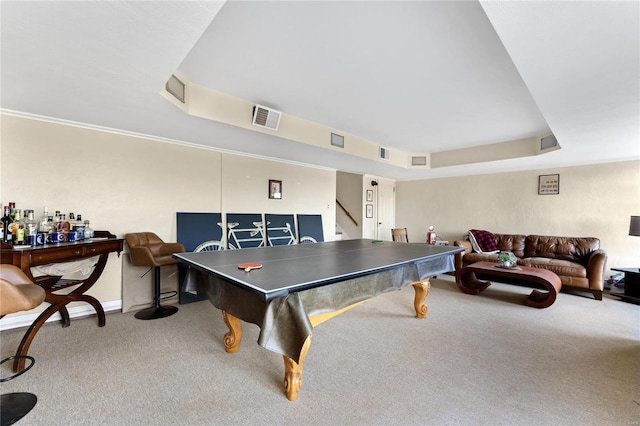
{"left": 336, "top": 199, "right": 358, "bottom": 227}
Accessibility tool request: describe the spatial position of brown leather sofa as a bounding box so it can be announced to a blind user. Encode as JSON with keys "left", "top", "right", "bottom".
{"left": 454, "top": 234, "right": 607, "bottom": 300}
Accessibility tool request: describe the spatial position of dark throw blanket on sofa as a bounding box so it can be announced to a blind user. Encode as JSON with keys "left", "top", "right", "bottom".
{"left": 469, "top": 229, "right": 498, "bottom": 253}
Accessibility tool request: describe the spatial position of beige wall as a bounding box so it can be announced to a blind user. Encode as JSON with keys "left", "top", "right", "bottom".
{"left": 0, "top": 114, "right": 336, "bottom": 318}
{"left": 396, "top": 160, "right": 640, "bottom": 274}
{"left": 336, "top": 171, "right": 363, "bottom": 239}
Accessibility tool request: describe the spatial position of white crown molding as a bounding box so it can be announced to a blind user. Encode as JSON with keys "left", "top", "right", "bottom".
{"left": 0, "top": 109, "right": 337, "bottom": 173}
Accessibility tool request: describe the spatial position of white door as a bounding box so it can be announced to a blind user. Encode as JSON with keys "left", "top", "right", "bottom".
{"left": 375, "top": 178, "right": 395, "bottom": 240}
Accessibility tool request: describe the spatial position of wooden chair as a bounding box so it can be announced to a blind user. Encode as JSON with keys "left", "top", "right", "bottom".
{"left": 392, "top": 228, "right": 409, "bottom": 243}
{"left": 0, "top": 264, "right": 46, "bottom": 425}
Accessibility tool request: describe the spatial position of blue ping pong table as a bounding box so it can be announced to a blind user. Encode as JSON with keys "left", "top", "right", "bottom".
{"left": 174, "top": 239, "right": 463, "bottom": 401}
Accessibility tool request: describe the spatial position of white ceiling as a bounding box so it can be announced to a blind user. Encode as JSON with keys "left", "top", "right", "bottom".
{"left": 1, "top": 1, "right": 638, "bottom": 180}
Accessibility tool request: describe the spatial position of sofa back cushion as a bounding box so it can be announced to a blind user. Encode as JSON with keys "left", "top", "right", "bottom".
{"left": 494, "top": 234, "right": 526, "bottom": 258}
{"left": 524, "top": 235, "right": 600, "bottom": 266}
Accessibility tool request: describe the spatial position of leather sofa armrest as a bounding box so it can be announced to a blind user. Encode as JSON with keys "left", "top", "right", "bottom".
{"left": 453, "top": 240, "right": 471, "bottom": 270}
{"left": 159, "top": 242, "right": 185, "bottom": 256}
{"left": 586, "top": 249, "right": 607, "bottom": 291}
{"left": 128, "top": 246, "right": 157, "bottom": 267}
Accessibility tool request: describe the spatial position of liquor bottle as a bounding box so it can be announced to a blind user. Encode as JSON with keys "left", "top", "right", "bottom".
{"left": 25, "top": 210, "right": 39, "bottom": 246}
{"left": 74, "top": 214, "right": 85, "bottom": 239}
{"left": 38, "top": 206, "right": 49, "bottom": 232}
{"left": 10, "top": 209, "right": 26, "bottom": 246}
{"left": 83, "top": 220, "right": 94, "bottom": 239}
{"left": 0, "top": 209, "right": 5, "bottom": 242}
{"left": 8, "top": 202, "right": 16, "bottom": 221}
{"left": 57, "top": 214, "right": 70, "bottom": 234}
{"left": 45, "top": 216, "right": 55, "bottom": 242}
{"left": 1, "top": 206, "right": 12, "bottom": 243}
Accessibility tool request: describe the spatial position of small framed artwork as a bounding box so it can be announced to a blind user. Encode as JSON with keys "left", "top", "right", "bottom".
{"left": 366, "top": 190, "right": 373, "bottom": 202}
{"left": 269, "top": 179, "right": 282, "bottom": 199}
{"left": 366, "top": 204, "right": 373, "bottom": 218}
{"left": 538, "top": 174, "right": 559, "bottom": 195}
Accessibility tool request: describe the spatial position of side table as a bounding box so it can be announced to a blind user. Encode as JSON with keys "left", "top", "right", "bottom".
{"left": 611, "top": 267, "right": 640, "bottom": 304}
{"left": 1, "top": 232, "right": 123, "bottom": 370}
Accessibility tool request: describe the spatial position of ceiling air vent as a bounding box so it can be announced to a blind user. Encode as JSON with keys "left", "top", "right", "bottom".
{"left": 411, "top": 156, "right": 427, "bottom": 166}
{"left": 252, "top": 105, "right": 281, "bottom": 131}
{"left": 330, "top": 132, "right": 344, "bottom": 148}
{"left": 379, "top": 146, "right": 390, "bottom": 160}
{"left": 540, "top": 133, "right": 558, "bottom": 151}
{"left": 165, "top": 75, "right": 185, "bottom": 103}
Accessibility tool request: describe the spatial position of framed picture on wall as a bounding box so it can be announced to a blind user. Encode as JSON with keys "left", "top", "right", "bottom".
{"left": 538, "top": 174, "right": 559, "bottom": 195}
{"left": 269, "top": 179, "right": 282, "bottom": 199}
{"left": 366, "top": 204, "right": 373, "bottom": 218}
{"left": 366, "top": 190, "right": 373, "bottom": 202}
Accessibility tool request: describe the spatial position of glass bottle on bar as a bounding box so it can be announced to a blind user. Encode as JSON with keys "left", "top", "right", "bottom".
{"left": 74, "top": 214, "right": 85, "bottom": 239}
{"left": 0, "top": 205, "right": 3, "bottom": 243}
{"left": 10, "top": 209, "right": 26, "bottom": 246}
{"left": 45, "top": 216, "right": 55, "bottom": 243}
{"left": 38, "top": 206, "right": 49, "bottom": 232}
{"left": 57, "top": 213, "right": 70, "bottom": 234}
{"left": 25, "top": 210, "right": 39, "bottom": 246}
{"left": 83, "top": 219, "right": 94, "bottom": 239}
{"left": 8, "top": 202, "right": 16, "bottom": 221}
{"left": 53, "top": 210, "right": 61, "bottom": 231}
{"left": 1, "top": 205, "right": 11, "bottom": 243}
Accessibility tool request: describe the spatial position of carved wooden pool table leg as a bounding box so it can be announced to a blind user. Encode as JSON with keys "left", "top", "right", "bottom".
{"left": 411, "top": 279, "right": 431, "bottom": 319}
{"left": 283, "top": 334, "right": 312, "bottom": 401}
{"left": 222, "top": 311, "right": 242, "bottom": 353}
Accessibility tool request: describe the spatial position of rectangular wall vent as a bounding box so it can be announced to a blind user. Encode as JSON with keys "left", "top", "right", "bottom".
{"left": 411, "top": 156, "right": 427, "bottom": 166}
{"left": 252, "top": 105, "right": 281, "bottom": 131}
{"left": 330, "top": 133, "right": 344, "bottom": 148}
{"left": 540, "top": 134, "right": 558, "bottom": 150}
{"left": 166, "top": 75, "right": 185, "bottom": 103}
{"left": 379, "top": 146, "right": 390, "bottom": 160}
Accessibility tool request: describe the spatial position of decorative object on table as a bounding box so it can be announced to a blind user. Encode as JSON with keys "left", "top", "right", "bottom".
{"left": 538, "top": 174, "right": 560, "bottom": 195}
{"left": 426, "top": 226, "right": 437, "bottom": 244}
{"left": 366, "top": 204, "right": 373, "bottom": 218}
{"left": 269, "top": 179, "right": 282, "bottom": 199}
{"left": 496, "top": 251, "right": 518, "bottom": 268}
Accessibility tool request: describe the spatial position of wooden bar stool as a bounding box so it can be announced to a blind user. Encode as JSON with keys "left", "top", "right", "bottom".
{"left": 0, "top": 264, "right": 46, "bottom": 426}
{"left": 125, "top": 232, "right": 185, "bottom": 320}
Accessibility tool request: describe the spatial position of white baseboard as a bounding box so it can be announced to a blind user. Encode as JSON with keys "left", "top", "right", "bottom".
{"left": 0, "top": 300, "right": 122, "bottom": 331}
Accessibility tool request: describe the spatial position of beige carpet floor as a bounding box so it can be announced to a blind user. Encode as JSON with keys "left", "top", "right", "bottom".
{"left": 1, "top": 276, "right": 638, "bottom": 425}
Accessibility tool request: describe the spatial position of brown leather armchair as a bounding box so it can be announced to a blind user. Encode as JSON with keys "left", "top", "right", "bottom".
{"left": 1, "top": 264, "right": 46, "bottom": 425}
{"left": 125, "top": 232, "right": 185, "bottom": 320}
